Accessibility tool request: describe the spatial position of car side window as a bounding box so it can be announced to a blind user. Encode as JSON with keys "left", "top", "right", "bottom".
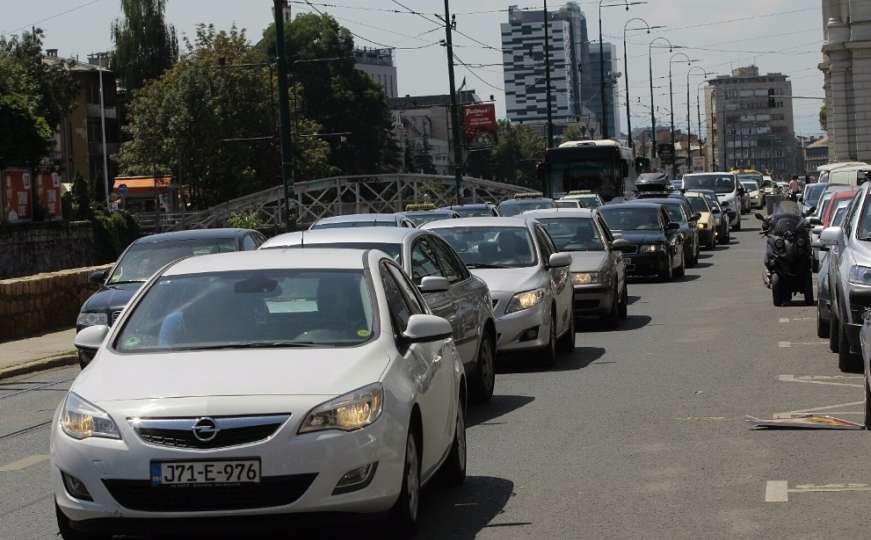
{"left": 381, "top": 262, "right": 415, "bottom": 335}
{"left": 410, "top": 239, "right": 443, "bottom": 283}
{"left": 429, "top": 236, "right": 466, "bottom": 283}
{"left": 242, "top": 235, "right": 258, "bottom": 251}
{"left": 534, "top": 225, "right": 555, "bottom": 259}
{"left": 596, "top": 216, "right": 614, "bottom": 243}
{"left": 388, "top": 265, "right": 426, "bottom": 314}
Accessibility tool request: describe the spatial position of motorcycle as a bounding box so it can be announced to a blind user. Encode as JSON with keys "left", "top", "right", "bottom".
{"left": 755, "top": 201, "right": 814, "bottom": 307}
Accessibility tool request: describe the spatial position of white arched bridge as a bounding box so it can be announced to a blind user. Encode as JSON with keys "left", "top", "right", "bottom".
{"left": 141, "top": 174, "right": 535, "bottom": 232}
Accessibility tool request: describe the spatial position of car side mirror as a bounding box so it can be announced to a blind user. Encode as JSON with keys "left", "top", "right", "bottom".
{"left": 74, "top": 324, "right": 109, "bottom": 351}
{"left": 819, "top": 226, "right": 843, "bottom": 247}
{"left": 402, "top": 314, "right": 452, "bottom": 344}
{"left": 548, "top": 252, "right": 572, "bottom": 268}
{"left": 807, "top": 217, "right": 822, "bottom": 226}
{"left": 812, "top": 225, "right": 824, "bottom": 235}
{"left": 419, "top": 276, "right": 450, "bottom": 294}
{"left": 812, "top": 241, "right": 829, "bottom": 252}
{"left": 89, "top": 269, "right": 108, "bottom": 284}
{"left": 611, "top": 239, "right": 635, "bottom": 253}
{"left": 754, "top": 212, "right": 766, "bottom": 221}
{"left": 691, "top": 213, "right": 701, "bottom": 222}
{"left": 666, "top": 222, "right": 680, "bottom": 231}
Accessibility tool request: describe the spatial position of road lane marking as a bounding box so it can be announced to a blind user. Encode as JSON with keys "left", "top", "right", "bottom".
{"left": 778, "top": 341, "right": 828, "bottom": 348}
{"left": 779, "top": 317, "right": 814, "bottom": 323}
{"left": 765, "top": 481, "right": 789, "bottom": 502}
{"left": 766, "top": 481, "right": 871, "bottom": 502}
{"left": 674, "top": 416, "right": 728, "bottom": 421}
{"left": 773, "top": 400, "right": 864, "bottom": 419}
{"left": 777, "top": 374, "right": 863, "bottom": 388}
{"left": 0, "top": 454, "right": 49, "bottom": 472}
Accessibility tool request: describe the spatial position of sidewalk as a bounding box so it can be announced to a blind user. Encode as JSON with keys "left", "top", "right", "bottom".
{"left": 0, "top": 328, "right": 78, "bottom": 379}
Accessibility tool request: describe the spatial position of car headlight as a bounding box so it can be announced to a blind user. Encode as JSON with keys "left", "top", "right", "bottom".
{"left": 76, "top": 312, "right": 108, "bottom": 327}
{"left": 573, "top": 272, "right": 600, "bottom": 285}
{"left": 640, "top": 244, "right": 664, "bottom": 253}
{"left": 697, "top": 222, "right": 708, "bottom": 229}
{"left": 60, "top": 392, "right": 121, "bottom": 440}
{"left": 299, "top": 383, "right": 383, "bottom": 434}
{"left": 849, "top": 265, "right": 871, "bottom": 286}
{"left": 505, "top": 288, "right": 545, "bottom": 314}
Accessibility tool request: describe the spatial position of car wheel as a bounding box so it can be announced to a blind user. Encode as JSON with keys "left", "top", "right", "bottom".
{"left": 830, "top": 311, "right": 840, "bottom": 353}
{"left": 674, "top": 253, "right": 686, "bottom": 278}
{"left": 618, "top": 282, "right": 628, "bottom": 320}
{"left": 838, "top": 315, "right": 861, "bottom": 372}
{"left": 388, "top": 430, "right": 421, "bottom": 536}
{"left": 706, "top": 235, "right": 716, "bottom": 250}
{"left": 817, "top": 298, "right": 830, "bottom": 339}
{"left": 803, "top": 272, "right": 814, "bottom": 306}
{"left": 771, "top": 276, "right": 784, "bottom": 307}
{"left": 865, "top": 377, "right": 871, "bottom": 429}
{"left": 540, "top": 309, "right": 557, "bottom": 368}
{"left": 471, "top": 333, "right": 495, "bottom": 403}
{"left": 56, "top": 503, "right": 111, "bottom": 540}
{"left": 733, "top": 217, "right": 742, "bottom": 231}
{"left": 659, "top": 256, "right": 673, "bottom": 282}
{"left": 558, "top": 309, "right": 575, "bottom": 352}
{"left": 439, "top": 399, "right": 467, "bottom": 486}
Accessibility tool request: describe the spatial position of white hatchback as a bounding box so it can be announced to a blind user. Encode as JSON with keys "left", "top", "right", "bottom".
{"left": 55, "top": 249, "right": 466, "bottom": 538}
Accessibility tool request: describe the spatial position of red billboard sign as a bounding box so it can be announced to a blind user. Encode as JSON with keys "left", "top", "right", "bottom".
{"left": 2, "top": 169, "right": 32, "bottom": 223}
{"left": 464, "top": 103, "right": 497, "bottom": 149}
{"left": 35, "top": 172, "right": 63, "bottom": 220}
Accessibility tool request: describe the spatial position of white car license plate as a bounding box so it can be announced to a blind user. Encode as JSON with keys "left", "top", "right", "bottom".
{"left": 151, "top": 460, "right": 261, "bottom": 486}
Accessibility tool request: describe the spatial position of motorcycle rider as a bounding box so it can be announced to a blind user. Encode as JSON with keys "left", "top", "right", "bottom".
{"left": 788, "top": 175, "right": 800, "bottom": 201}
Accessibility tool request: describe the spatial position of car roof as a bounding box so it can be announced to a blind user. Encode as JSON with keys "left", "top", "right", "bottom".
{"left": 133, "top": 228, "right": 250, "bottom": 244}
{"left": 599, "top": 202, "right": 663, "bottom": 210}
{"left": 685, "top": 172, "right": 734, "bottom": 177}
{"left": 635, "top": 198, "right": 681, "bottom": 206}
{"left": 262, "top": 227, "right": 421, "bottom": 248}
{"left": 422, "top": 216, "right": 531, "bottom": 229}
{"left": 824, "top": 184, "right": 856, "bottom": 194}
{"left": 314, "top": 213, "right": 400, "bottom": 224}
{"left": 829, "top": 189, "right": 858, "bottom": 202}
{"left": 443, "top": 203, "right": 492, "bottom": 209}
{"left": 498, "top": 198, "right": 553, "bottom": 205}
{"left": 523, "top": 208, "right": 594, "bottom": 218}
{"left": 164, "top": 248, "right": 369, "bottom": 276}
{"left": 403, "top": 210, "right": 455, "bottom": 216}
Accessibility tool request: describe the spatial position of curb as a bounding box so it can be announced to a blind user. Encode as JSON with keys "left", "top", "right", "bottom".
{"left": 0, "top": 352, "right": 78, "bottom": 381}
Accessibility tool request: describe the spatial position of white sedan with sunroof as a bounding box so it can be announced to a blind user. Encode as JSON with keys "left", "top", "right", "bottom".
{"left": 55, "top": 249, "right": 466, "bottom": 538}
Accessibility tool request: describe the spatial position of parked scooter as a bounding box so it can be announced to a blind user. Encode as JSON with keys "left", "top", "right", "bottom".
{"left": 756, "top": 201, "right": 814, "bottom": 306}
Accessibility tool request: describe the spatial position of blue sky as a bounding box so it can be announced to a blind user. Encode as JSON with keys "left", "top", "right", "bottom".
{"left": 1, "top": 0, "right": 825, "bottom": 136}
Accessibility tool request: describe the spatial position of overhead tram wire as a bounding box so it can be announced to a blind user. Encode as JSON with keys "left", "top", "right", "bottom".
{"left": 453, "top": 53, "right": 505, "bottom": 92}
{"left": 3, "top": 0, "right": 106, "bottom": 34}
{"left": 301, "top": 0, "right": 440, "bottom": 50}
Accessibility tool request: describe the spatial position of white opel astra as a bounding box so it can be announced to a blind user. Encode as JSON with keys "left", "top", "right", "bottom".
{"left": 54, "top": 249, "right": 466, "bottom": 538}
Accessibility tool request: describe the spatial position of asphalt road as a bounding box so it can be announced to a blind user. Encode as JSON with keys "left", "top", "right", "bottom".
{"left": 3, "top": 214, "right": 871, "bottom": 539}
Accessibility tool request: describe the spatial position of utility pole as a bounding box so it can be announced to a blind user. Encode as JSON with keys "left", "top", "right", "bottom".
{"left": 598, "top": 8, "right": 608, "bottom": 139}
{"left": 686, "top": 80, "right": 692, "bottom": 173}
{"left": 273, "top": 0, "right": 294, "bottom": 230}
{"left": 96, "top": 54, "right": 110, "bottom": 206}
{"left": 697, "top": 86, "right": 703, "bottom": 171}
{"left": 648, "top": 37, "right": 675, "bottom": 161}
{"left": 543, "top": 0, "right": 554, "bottom": 152}
{"left": 443, "top": 0, "right": 464, "bottom": 205}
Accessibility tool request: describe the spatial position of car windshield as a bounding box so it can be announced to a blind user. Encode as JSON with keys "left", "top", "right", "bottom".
{"left": 818, "top": 195, "right": 834, "bottom": 221}
{"left": 741, "top": 181, "right": 758, "bottom": 191}
{"left": 687, "top": 197, "right": 708, "bottom": 213}
{"left": 115, "top": 269, "right": 374, "bottom": 352}
{"left": 804, "top": 183, "right": 826, "bottom": 206}
{"left": 661, "top": 204, "right": 686, "bottom": 223}
{"left": 498, "top": 200, "right": 554, "bottom": 217}
{"left": 560, "top": 197, "right": 600, "bottom": 209}
{"left": 405, "top": 212, "right": 453, "bottom": 226}
{"left": 108, "top": 238, "right": 237, "bottom": 284}
{"left": 537, "top": 218, "right": 605, "bottom": 251}
{"left": 454, "top": 207, "right": 493, "bottom": 217}
{"left": 832, "top": 205, "right": 849, "bottom": 226}
{"left": 433, "top": 226, "right": 537, "bottom": 268}
{"left": 554, "top": 201, "right": 580, "bottom": 209}
{"left": 684, "top": 175, "right": 736, "bottom": 194}
{"left": 858, "top": 194, "right": 871, "bottom": 240}
{"left": 599, "top": 207, "right": 662, "bottom": 231}
{"left": 281, "top": 243, "right": 402, "bottom": 263}
{"left": 311, "top": 220, "right": 396, "bottom": 229}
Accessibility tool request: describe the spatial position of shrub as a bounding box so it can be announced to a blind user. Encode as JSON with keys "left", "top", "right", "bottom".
{"left": 92, "top": 209, "right": 141, "bottom": 263}
{"left": 226, "top": 211, "right": 259, "bottom": 230}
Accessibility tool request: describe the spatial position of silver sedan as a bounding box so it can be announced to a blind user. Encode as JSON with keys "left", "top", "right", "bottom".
{"left": 262, "top": 227, "right": 498, "bottom": 402}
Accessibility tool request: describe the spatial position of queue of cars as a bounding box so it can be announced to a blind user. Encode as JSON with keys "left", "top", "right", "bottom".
{"left": 62, "top": 182, "right": 738, "bottom": 538}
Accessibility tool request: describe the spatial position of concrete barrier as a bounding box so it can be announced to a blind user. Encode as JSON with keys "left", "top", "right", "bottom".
{"left": 0, "top": 264, "right": 111, "bottom": 342}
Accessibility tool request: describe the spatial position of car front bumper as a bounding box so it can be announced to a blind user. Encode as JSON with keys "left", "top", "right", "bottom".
{"left": 624, "top": 251, "right": 669, "bottom": 276}
{"left": 492, "top": 299, "right": 551, "bottom": 352}
{"left": 572, "top": 285, "right": 613, "bottom": 317}
{"left": 52, "top": 407, "right": 404, "bottom": 525}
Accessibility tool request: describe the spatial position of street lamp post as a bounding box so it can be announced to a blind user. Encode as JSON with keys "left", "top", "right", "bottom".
{"left": 648, "top": 37, "right": 674, "bottom": 159}
{"left": 668, "top": 51, "right": 693, "bottom": 178}
{"left": 622, "top": 18, "right": 659, "bottom": 156}
{"left": 696, "top": 79, "right": 707, "bottom": 170}
{"left": 599, "top": 0, "right": 631, "bottom": 140}
{"left": 685, "top": 66, "right": 707, "bottom": 173}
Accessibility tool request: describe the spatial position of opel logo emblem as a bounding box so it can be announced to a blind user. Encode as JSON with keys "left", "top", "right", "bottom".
{"left": 192, "top": 417, "right": 219, "bottom": 442}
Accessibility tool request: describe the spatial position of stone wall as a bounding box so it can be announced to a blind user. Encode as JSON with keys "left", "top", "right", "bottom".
{"left": 0, "top": 221, "right": 97, "bottom": 279}
{"left": 0, "top": 264, "right": 110, "bottom": 341}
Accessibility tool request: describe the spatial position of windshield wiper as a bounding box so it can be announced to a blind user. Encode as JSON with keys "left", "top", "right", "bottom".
{"left": 108, "top": 280, "right": 146, "bottom": 285}
{"left": 466, "top": 263, "right": 509, "bottom": 269}
{"left": 176, "top": 341, "right": 329, "bottom": 351}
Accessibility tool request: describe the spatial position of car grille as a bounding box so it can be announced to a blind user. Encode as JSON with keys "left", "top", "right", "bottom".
{"left": 103, "top": 474, "right": 317, "bottom": 512}
{"left": 574, "top": 300, "right": 600, "bottom": 310}
{"left": 849, "top": 292, "right": 871, "bottom": 323}
{"left": 131, "top": 415, "right": 289, "bottom": 450}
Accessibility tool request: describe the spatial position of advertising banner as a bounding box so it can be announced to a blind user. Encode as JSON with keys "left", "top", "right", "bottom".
{"left": 2, "top": 169, "right": 32, "bottom": 223}
{"left": 36, "top": 172, "right": 63, "bottom": 220}
{"left": 464, "top": 103, "right": 497, "bottom": 149}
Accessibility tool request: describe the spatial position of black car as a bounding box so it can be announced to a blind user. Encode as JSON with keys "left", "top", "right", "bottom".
{"left": 599, "top": 202, "right": 686, "bottom": 281}
{"left": 634, "top": 172, "right": 672, "bottom": 197}
{"left": 75, "top": 228, "right": 265, "bottom": 367}
{"left": 636, "top": 197, "right": 701, "bottom": 267}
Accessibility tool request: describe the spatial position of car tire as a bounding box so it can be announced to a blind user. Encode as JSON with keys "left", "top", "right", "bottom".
{"left": 817, "top": 298, "right": 830, "bottom": 339}
{"left": 718, "top": 227, "right": 729, "bottom": 245}
{"left": 471, "top": 333, "right": 496, "bottom": 403}
{"left": 865, "top": 377, "right": 871, "bottom": 429}
{"left": 56, "top": 503, "right": 111, "bottom": 540}
{"left": 439, "top": 400, "right": 467, "bottom": 487}
{"left": 803, "top": 272, "right": 814, "bottom": 306}
{"left": 733, "top": 217, "right": 741, "bottom": 231}
{"left": 674, "top": 253, "right": 686, "bottom": 278}
{"left": 838, "top": 316, "right": 861, "bottom": 372}
{"left": 540, "top": 309, "right": 558, "bottom": 368}
{"left": 558, "top": 309, "right": 575, "bottom": 352}
{"left": 618, "top": 282, "right": 628, "bottom": 320}
{"left": 772, "top": 277, "right": 784, "bottom": 307}
{"left": 387, "top": 430, "right": 421, "bottom": 537}
{"left": 706, "top": 235, "right": 717, "bottom": 250}
{"left": 830, "top": 311, "right": 840, "bottom": 353}
{"left": 659, "top": 256, "right": 673, "bottom": 282}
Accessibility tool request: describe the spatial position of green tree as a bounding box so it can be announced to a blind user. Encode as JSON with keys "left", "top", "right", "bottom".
{"left": 257, "top": 13, "right": 398, "bottom": 175}
{"left": 0, "top": 94, "right": 52, "bottom": 167}
{"left": 118, "top": 24, "right": 330, "bottom": 208}
{"left": 110, "top": 0, "right": 178, "bottom": 93}
{"left": 490, "top": 121, "right": 545, "bottom": 187}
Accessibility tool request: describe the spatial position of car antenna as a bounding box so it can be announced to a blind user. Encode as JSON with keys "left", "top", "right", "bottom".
{"left": 300, "top": 229, "right": 304, "bottom": 248}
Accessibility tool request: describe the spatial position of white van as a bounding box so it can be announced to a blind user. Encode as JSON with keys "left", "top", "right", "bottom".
{"left": 683, "top": 172, "right": 742, "bottom": 231}
{"left": 828, "top": 164, "right": 871, "bottom": 187}
{"left": 818, "top": 161, "right": 868, "bottom": 184}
